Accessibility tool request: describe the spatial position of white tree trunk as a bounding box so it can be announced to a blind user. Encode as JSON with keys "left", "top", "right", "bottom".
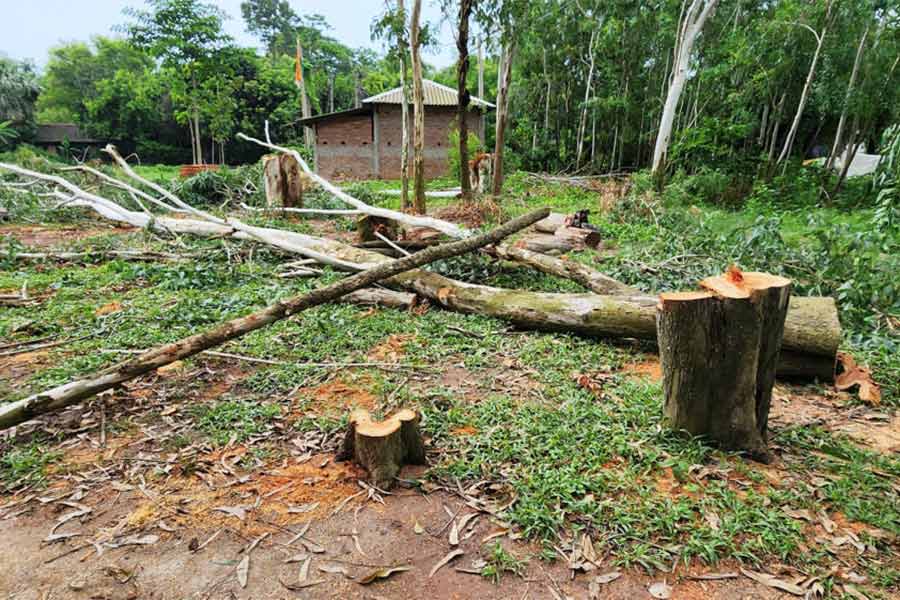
{"left": 398, "top": 0, "right": 411, "bottom": 210}
{"left": 492, "top": 41, "right": 515, "bottom": 196}
{"left": 651, "top": 0, "right": 718, "bottom": 176}
{"left": 777, "top": 4, "right": 832, "bottom": 165}
{"left": 826, "top": 26, "right": 868, "bottom": 171}
{"left": 410, "top": 0, "right": 426, "bottom": 214}
{"left": 576, "top": 29, "right": 598, "bottom": 170}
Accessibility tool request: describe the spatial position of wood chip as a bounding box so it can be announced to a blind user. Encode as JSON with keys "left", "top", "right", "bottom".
{"left": 318, "top": 563, "right": 351, "bottom": 578}
{"left": 288, "top": 502, "right": 320, "bottom": 514}
{"left": 688, "top": 572, "right": 738, "bottom": 580}
{"left": 429, "top": 549, "right": 464, "bottom": 578}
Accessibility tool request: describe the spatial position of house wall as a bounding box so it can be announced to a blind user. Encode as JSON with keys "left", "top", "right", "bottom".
{"left": 375, "top": 104, "right": 485, "bottom": 180}
{"left": 314, "top": 113, "right": 375, "bottom": 180}
{"left": 312, "top": 105, "right": 486, "bottom": 181}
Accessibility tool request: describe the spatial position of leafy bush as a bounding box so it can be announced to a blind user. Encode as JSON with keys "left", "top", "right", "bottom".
{"left": 448, "top": 129, "right": 483, "bottom": 180}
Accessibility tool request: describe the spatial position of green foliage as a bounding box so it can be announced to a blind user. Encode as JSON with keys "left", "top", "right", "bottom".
{"left": 0, "top": 57, "right": 40, "bottom": 141}
{"left": 448, "top": 129, "right": 483, "bottom": 182}
{"left": 192, "top": 398, "right": 281, "bottom": 446}
{"left": 480, "top": 543, "right": 526, "bottom": 583}
{"left": 0, "top": 121, "right": 19, "bottom": 149}
{"left": 1, "top": 442, "right": 60, "bottom": 491}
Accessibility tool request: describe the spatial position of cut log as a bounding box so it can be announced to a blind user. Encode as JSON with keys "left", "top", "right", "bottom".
{"left": 0, "top": 208, "right": 548, "bottom": 430}
{"left": 495, "top": 244, "right": 639, "bottom": 295}
{"left": 263, "top": 155, "right": 284, "bottom": 209}
{"left": 657, "top": 271, "right": 792, "bottom": 460}
{"left": 554, "top": 226, "right": 601, "bottom": 249}
{"left": 336, "top": 408, "right": 426, "bottom": 489}
{"left": 534, "top": 212, "right": 567, "bottom": 233}
{"left": 516, "top": 234, "right": 576, "bottom": 255}
{"left": 343, "top": 288, "right": 416, "bottom": 310}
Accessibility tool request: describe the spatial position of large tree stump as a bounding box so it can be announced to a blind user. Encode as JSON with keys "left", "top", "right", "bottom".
{"left": 336, "top": 408, "right": 426, "bottom": 489}
{"left": 656, "top": 270, "right": 792, "bottom": 461}
{"left": 263, "top": 154, "right": 303, "bottom": 209}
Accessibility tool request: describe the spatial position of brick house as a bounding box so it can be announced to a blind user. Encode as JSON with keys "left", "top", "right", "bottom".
{"left": 298, "top": 79, "right": 494, "bottom": 180}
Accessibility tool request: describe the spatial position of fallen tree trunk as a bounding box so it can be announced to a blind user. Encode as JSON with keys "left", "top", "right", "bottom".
{"left": 554, "top": 226, "right": 601, "bottom": 249}
{"left": 534, "top": 212, "right": 568, "bottom": 234}
{"left": 0, "top": 163, "right": 840, "bottom": 380}
{"left": 9, "top": 250, "right": 194, "bottom": 263}
{"left": 0, "top": 209, "right": 547, "bottom": 430}
{"left": 495, "top": 244, "right": 639, "bottom": 295}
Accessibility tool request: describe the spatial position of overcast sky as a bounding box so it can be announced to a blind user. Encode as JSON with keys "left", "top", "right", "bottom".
{"left": 0, "top": 0, "right": 458, "bottom": 69}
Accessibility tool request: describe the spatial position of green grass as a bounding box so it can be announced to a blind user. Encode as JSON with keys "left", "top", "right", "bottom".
{"left": 192, "top": 398, "right": 281, "bottom": 446}
{"left": 0, "top": 441, "right": 60, "bottom": 491}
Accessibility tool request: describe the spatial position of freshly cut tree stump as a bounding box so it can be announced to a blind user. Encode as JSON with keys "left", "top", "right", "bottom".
{"left": 337, "top": 408, "right": 426, "bottom": 489}
{"left": 357, "top": 215, "right": 400, "bottom": 243}
{"left": 656, "top": 270, "right": 792, "bottom": 461}
{"left": 263, "top": 154, "right": 304, "bottom": 208}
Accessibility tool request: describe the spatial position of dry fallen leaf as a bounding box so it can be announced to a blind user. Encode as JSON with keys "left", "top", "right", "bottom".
{"left": 648, "top": 581, "right": 672, "bottom": 599}
{"left": 213, "top": 505, "right": 249, "bottom": 521}
{"left": 429, "top": 549, "right": 464, "bottom": 578}
{"left": 236, "top": 555, "right": 250, "bottom": 588}
{"left": 288, "top": 502, "right": 320, "bottom": 514}
{"left": 318, "top": 563, "right": 351, "bottom": 578}
{"left": 842, "top": 584, "right": 869, "bottom": 600}
{"left": 741, "top": 568, "right": 806, "bottom": 596}
{"left": 594, "top": 571, "right": 621, "bottom": 585}
{"left": 358, "top": 565, "right": 411, "bottom": 585}
{"left": 279, "top": 578, "right": 324, "bottom": 591}
{"left": 413, "top": 520, "right": 424, "bottom": 535}
{"left": 835, "top": 352, "right": 881, "bottom": 405}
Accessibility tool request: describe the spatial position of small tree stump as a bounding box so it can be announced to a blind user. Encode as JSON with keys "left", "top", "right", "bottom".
{"left": 357, "top": 215, "right": 399, "bottom": 243}
{"left": 336, "top": 408, "right": 426, "bottom": 489}
{"left": 656, "top": 270, "right": 792, "bottom": 461}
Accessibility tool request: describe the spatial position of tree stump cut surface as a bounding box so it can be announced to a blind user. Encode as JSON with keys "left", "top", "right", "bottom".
{"left": 657, "top": 271, "right": 792, "bottom": 461}
{"left": 336, "top": 408, "right": 426, "bottom": 489}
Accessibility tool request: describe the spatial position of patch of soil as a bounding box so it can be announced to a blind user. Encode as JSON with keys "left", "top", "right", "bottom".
{"left": 0, "top": 224, "right": 137, "bottom": 247}
{"left": 0, "top": 349, "right": 52, "bottom": 389}
{"left": 297, "top": 376, "right": 377, "bottom": 415}
{"left": 433, "top": 200, "right": 500, "bottom": 229}
{"left": 368, "top": 333, "right": 416, "bottom": 363}
{"left": 769, "top": 384, "right": 900, "bottom": 453}
{"left": 621, "top": 358, "right": 662, "bottom": 382}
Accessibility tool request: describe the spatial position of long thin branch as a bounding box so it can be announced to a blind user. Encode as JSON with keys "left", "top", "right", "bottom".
{"left": 236, "top": 133, "right": 471, "bottom": 239}
{"left": 0, "top": 209, "right": 548, "bottom": 430}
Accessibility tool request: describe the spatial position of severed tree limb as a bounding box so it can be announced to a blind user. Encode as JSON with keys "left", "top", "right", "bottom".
{"left": 0, "top": 163, "right": 841, "bottom": 380}
{"left": 0, "top": 209, "right": 548, "bottom": 430}
{"left": 8, "top": 250, "right": 195, "bottom": 263}
{"left": 236, "top": 133, "right": 470, "bottom": 239}
{"left": 495, "top": 244, "right": 639, "bottom": 295}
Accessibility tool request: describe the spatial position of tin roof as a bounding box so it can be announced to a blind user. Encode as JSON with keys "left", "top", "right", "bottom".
{"left": 363, "top": 79, "right": 494, "bottom": 109}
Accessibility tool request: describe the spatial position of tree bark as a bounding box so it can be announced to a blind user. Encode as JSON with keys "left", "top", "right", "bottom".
{"left": 457, "top": 0, "right": 473, "bottom": 200}
{"left": 576, "top": 29, "right": 598, "bottom": 170}
{"left": 410, "top": 0, "right": 427, "bottom": 214}
{"left": 0, "top": 208, "right": 549, "bottom": 430}
{"left": 337, "top": 408, "right": 426, "bottom": 489}
{"left": 652, "top": 0, "right": 718, "bottom": 178}
{"left": 398, "top": 0, "right": 411, "bottom": 211}
{"left": 343, "top": 288, "right": 416, "bottom": 310}
{"left": 495, "top": 244, "right": 639, "bottom": 295}
{"left": 657, "top": 271, "right": 792, "bottom": 460}
{"left": 492, "top": 41, "right": 515, "bottom": 196}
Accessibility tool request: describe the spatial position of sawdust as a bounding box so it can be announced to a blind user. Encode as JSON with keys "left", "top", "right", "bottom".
{"left": 621, "top": 359, "right": 662, "bottom": 382}
{"left": 0, "top": 349, "right": 51, "bottom": 385}
{"left": 123, "top": 453, "right": 365, "bottom": 534}
{"left": 368, "top": 333, "right": 416, "bottom": 363}
{"left": 450, "top": 425, "right": 478, "bottom": 436}
{"left": 94, "top": 301, "right": 123, "bottom": 316}
{"left": 433, "top": 200, "right": 500, "bottom": 229}
{"left": 298, "top": 376, "right": 377, "bottom": 415}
